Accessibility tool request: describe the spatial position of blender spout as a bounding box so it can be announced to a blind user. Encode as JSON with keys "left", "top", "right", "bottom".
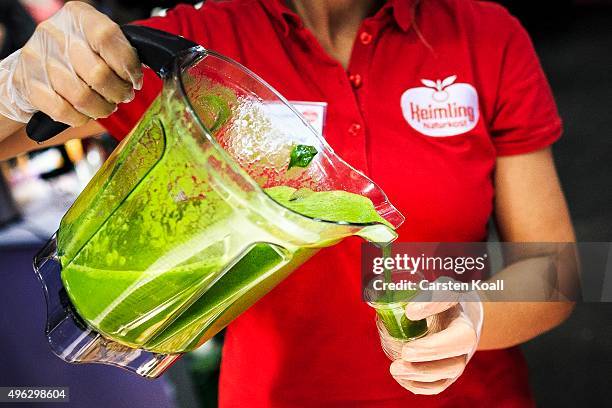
{"left": 356, "top": 224, "right": 398, "bottom": 244}
{"left": 375, "top": 200, "right": 405, "bottom": 230}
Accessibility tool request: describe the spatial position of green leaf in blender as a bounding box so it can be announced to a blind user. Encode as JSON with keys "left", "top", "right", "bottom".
{"left": 265, "top": 186, "right": 389, "bottom": 225}
{"left": 288, "top": 144, "right": 318, "bottom": 169}
{"left": 288, "top": 187, "right": 315, "bottom": 202}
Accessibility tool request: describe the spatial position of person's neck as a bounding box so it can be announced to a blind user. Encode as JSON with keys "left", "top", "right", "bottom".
{"left": 287, "top": 0, "right": 384, "bottom": 69}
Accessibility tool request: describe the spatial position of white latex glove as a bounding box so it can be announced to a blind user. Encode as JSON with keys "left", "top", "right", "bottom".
{"left": 379, "top": 283, "right": 483, "bottom": 395}
{"left": 0, "top": 1, "right": 142, "bottom": 126}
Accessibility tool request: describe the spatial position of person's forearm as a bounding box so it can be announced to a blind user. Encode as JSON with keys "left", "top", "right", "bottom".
{"left": 484, "top": 148, "right": 577, "bottom": 349}
{"left": 476, "top": 250, "right": 577, "bottom": 350}
{"left": 477, "top": 301, "right": 574, "bottom": 350}
{"left": 0, "top": 49, "right": 32, "bottom": 139}
{"left": 0, "top": 120, "right": 106, "bottom": 161}
{"left": 0, "top": 114, "right": 25, "bottom": 142}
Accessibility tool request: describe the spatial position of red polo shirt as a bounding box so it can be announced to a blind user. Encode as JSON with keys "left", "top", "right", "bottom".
{"left": 99, "top": 0, "right": 561, "bottom": 406}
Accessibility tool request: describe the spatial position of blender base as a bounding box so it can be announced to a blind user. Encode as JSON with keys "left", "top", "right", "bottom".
{"left": 33, "top": 235, "right": 181, "bottom": 378}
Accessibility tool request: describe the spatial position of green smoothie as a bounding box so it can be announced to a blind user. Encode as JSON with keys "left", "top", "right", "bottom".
{"left": 61, "top": 185, "right": 392, "bottom": 353}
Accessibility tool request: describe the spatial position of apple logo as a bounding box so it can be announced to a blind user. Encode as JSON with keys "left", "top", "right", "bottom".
{"left": 400, "top": 75, "right": 480, "bottom": 137}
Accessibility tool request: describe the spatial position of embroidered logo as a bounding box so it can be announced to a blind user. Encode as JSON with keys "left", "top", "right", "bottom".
{"left": 400, "top": 75, "right": 479, "bottom": 137}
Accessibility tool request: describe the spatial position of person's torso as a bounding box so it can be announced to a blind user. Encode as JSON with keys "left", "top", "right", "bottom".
{"left": 101, "top": 1, "right": 540, "bottom": 406}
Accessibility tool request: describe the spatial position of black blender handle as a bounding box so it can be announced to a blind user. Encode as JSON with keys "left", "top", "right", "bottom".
{"left": 26, "top": 25, "right": 199, "bottom": 143}
{"left": 121, "top": 25, "right": 199, "bottom": 76}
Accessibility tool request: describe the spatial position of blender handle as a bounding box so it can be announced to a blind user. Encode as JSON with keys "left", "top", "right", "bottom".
{"left": 121, "top": 25, "right": 199, "bottom": 77}
{"left": 25, "top": 25, "right": 199, "bottom": 143}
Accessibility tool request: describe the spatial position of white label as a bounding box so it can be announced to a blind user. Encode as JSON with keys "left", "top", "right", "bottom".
{"left": 400, "top": 75, "right": 479, "bottom": 137}
{"left": 262, "top": 101, "right": 327, "bottom": 140}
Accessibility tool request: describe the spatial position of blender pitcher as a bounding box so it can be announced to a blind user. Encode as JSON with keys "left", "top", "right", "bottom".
{"left": 28, "top": 26, "right": 405, "bottom": 378}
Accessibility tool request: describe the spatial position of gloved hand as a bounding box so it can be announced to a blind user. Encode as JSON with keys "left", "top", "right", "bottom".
{"left": 0, "top": 1, "right": 142, "bottom": 126}
{"left": 378, "top": 283, "right": 483, "bottom": 395}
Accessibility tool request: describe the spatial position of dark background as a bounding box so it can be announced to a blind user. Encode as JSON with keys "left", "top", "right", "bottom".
{"left": 0, "top": 1, "right": 610, "bottom": 407}
{"left": 501, "top": 1, "right": 612, "bottom": 406}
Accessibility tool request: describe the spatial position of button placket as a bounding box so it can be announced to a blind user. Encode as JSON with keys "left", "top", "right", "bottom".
{"left": 340, "top": 23, "right": 377, "bottom": 172}
{"left": 347, "top": 26, "right": 376, "bottom": 91}
{"left": 348, "top": 73, "right": 362, "bottom": 88}
{"left": 359, "top": 31, "right": 373, "bottom": 45}
{"left": 348, "top": 122, "right": 362, "bottom": 136}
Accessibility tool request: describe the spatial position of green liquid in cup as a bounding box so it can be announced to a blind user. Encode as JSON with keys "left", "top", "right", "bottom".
{"left": 367, "top": 245, "right": 428, "bottom": 341}
{"left": 371, "top": 302, "right": 428, "bottom": 340}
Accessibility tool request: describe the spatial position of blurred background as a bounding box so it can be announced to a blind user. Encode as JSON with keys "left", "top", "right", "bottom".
{"left": 0, "top": 0, "right": 610, "bottom": 407}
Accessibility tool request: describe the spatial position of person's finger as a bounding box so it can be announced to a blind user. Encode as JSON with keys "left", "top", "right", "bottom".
{"left": 390, "top": 355, "right": 466, "bottom": 383}
{"left": 79, "top": 5, "right": 142, "bottom": 89}
{"left": 46, "top": 58, "right": 116, "bottom": 119}
{"left": 15, "top": 29, "right": 92, "bottom": 126}
{"left": 401, "top": 315, "right": 476, "bottom": 362}
{"left": 405, "top": 300, "right": 458, "bottom": 321}
{"left": 27, "top": 79, "right": 89, "bottom": 126}
{"left": 68, "top": 36, "right": 134, "bottom": 104}
{"left": 395, "top": 378, "right": 452, "bottom": 395}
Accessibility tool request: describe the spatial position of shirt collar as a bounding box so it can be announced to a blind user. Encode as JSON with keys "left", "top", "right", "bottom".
{"left": 258, "top": 0, "right": 302, "bottom": 36}
{"left": 259, "top": 0, "right": 417, "bottom": 36}
{"left": 389, "top": 0, "right": 417, "bottom": 32}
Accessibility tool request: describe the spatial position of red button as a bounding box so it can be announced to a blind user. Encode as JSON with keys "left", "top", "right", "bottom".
{"left": 348, "top": 73, "right": 362, "bottom": 88}
{"left": 359, "top": 31, "right": 373, "bottom": 45}
{"left": 348, "top": 123, "right": 362, "bottom": 136}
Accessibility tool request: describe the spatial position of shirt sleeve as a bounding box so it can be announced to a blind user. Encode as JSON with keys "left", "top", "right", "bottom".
{"left": 489, "top": 16, "right": 563, "bottom": 156}
{"left": 97, "top": 5, "right": 201, "bottom": 140}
